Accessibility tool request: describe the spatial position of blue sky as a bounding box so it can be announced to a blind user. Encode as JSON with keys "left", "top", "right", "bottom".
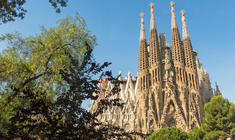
{"left": 0, "top": 0, "right": 234, "bottom": 104}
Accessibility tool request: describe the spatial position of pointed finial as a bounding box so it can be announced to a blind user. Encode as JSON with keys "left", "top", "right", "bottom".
{"left": 139, "top": 12, "right": 146, "bottom": 40}
{"left": 170, "top": 1, "right": 175, "bottom": 13}
{"left": 170, "top": 1, "right": 177, "bottom": 29}
{"left": 181, "top": 9, "right": 189, "bottom": 39}
{"left": 170, "top": 1, "right": 175, "bottom": 7}
{"left": 150, "top": 3, "right": 154, "bottom": 15}
{"left": 180, "top": 10, "right": 185, "bottom": 16}
{"left": 140, "top": 12, "right": 144, "bottom": 17}
{"left": 150, "top": 3, "right": 156, "bottom": 30}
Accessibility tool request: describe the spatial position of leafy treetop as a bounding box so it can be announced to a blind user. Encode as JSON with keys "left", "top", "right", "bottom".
{"left": 0, "top": 0, "right": 69, "bottom": 23}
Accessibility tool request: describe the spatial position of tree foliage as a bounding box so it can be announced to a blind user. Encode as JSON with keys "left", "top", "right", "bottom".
{"left": 0, "top": 0, "right": 69, "bottom": 23}
{"left": 146, "top": 127, "right": 189, "bottom": 140}
{"left": 0, "top": 13, "right": 137, "bottom": 139}
{"left": 201, "top": 95, "right": 235, "bottom": 139}
{"left": 189, "top": 95, "right": 235, "bottom": 140}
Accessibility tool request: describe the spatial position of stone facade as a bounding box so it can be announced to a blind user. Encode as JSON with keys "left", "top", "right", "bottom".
{"left": 89, "top": 1, "right": 218, "bottom": 137}
{"left": 88, "top": 73, "right": 138, "bottom": 132}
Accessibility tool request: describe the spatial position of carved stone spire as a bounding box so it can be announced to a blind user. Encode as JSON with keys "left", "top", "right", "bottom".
{"left": 150, "top": 3, "right": 156, "bottom": 30}
{"left": 149, "top": 3, "right": 161, "bottom": 82}
{"left": 148, "top": 3, "right": 162, "bottom": 132}
{"left": 181, "top": 10, "right": 189, "bottom": 40}
{"left": 138, "top": 13, "right": 148, "bottom": 72}
{"left": 181, "top": 10, "right": 198, "bottom": 83}
{"left": 170, "top": 1, "right": 184, "bottom": 64}
{"left": 180, "top": 10, "right": 202, "bottom": 128}
{"left": 181, "top": 10, "right": 195, "bottom": 69}
{"left": 170, "top": 1, "right": 177, "bottom": 29}
{"left": 170, "top": 1, "right": 185, "bottom": 84}
{"left": 140, "top": 13, "right": 146, "bottom": 41}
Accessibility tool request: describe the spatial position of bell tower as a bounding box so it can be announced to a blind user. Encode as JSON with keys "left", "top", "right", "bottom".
{"left": 181, "top": 10, "right": 202, "bottom": 128}
{"left": 148, "top": 3, "right": 163, "bottom": 130}
{"left": 170, "top": 1, "right": 188, "bottom": 124}
{"left": 137, "top": 13, "right": 150, "bottom": 133}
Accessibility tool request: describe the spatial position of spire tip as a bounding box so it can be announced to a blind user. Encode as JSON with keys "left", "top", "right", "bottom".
{"left": 140, "top": 12, "right": 145, "bottom": 17}
{"left": 170, "top": 1, "right": 175, "bottom": 7}
{"left": 181, "top": 10, "right": 185, "bottom": 16}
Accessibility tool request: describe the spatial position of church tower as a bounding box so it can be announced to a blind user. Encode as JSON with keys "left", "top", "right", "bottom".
{"left": 181, "top": 10, "right": 203, "bottom": 128}
{"left": 170, "top": 2, "right": 188, "bottom": 125}
{"left": 137, "top": 13, "right": 150, "bottom": 133}
{"left": 170, "top": 1, "right": 186, "bottom": 86}
{"left": 148, "top": 3, "right": 162, "bottom": 132}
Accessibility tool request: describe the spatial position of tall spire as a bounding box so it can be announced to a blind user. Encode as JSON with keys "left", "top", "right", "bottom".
{"left": 170, "top": 2, "right": 188, "bottom": 120}
{"left": 138, "top": 13, "right": 148, "bottom": 71}
{"left": 181, "top": 10, "right": 196, "bottom": 70}
{"left": 170, "top": 1, "right": 184, "bottom": 65}
{"left": 148, "top": 3, "right": 161, "bottom": 84}
{"left": 170, "top": 1, "right": 178, "bottom": 29}
{"left": 140, "top": 13, "right": 146, "bottom": 41}
{"left": 180, "top": 10, "right": 202, "bottom": 127}
{"left": 149, "top": 2, "right": 160, "bottom": 64}
{"left": 181, "top": 10, "right": 189, "bottom": 40}
{"left": 149, "top": 3, "right": 160, "bottom": 65}
{"left": 150, "top": 3, "right": 156, "bottom": 30}
{"left": 137, "top": 13, "right": 150, "bottom": 134}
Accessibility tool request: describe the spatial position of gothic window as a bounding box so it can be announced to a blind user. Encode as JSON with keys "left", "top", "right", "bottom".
{"left": 189, "top": 74, "right": 192, "bottom": 87}
{"left": 140, "top": 78, "right": 142, "bottom": 90}
{"left": 152, "top": 70, "right": 154, "bottom": 82}
{"left": 186, "top": 73, "right": 189, "bottom": 86}
{"left": 155, "top": 69, "right": 157, "bottom": 81}
{"left": 143, "top": 76, "right": 145, "bottom": 89}
{"left": 192, "top": 74, "right": 195, "bottom": 89}
{"left": 158, "top": 68, "right": 160, "bottom": 81}
{"left": 180, "top": 68, "right": 182, "bottom": 81}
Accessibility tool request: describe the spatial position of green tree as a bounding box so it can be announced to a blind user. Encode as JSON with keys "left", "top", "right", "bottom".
{"left": 0, "top": 0, "right": 69, "bottom": 23}
{"left": 188, "top": 127, "right": 205, "bottom": 140}
{"left": 146, "top": 127, "right": 189, "bottom": 140}
{"left": 202, "top": 95, "right": 235, "bottom": 139}
{"left": 188, "top": 95, "right": 235, "bottom": 140}
{"left": 0, "top": 13, "right": 137, "bottom": 139}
